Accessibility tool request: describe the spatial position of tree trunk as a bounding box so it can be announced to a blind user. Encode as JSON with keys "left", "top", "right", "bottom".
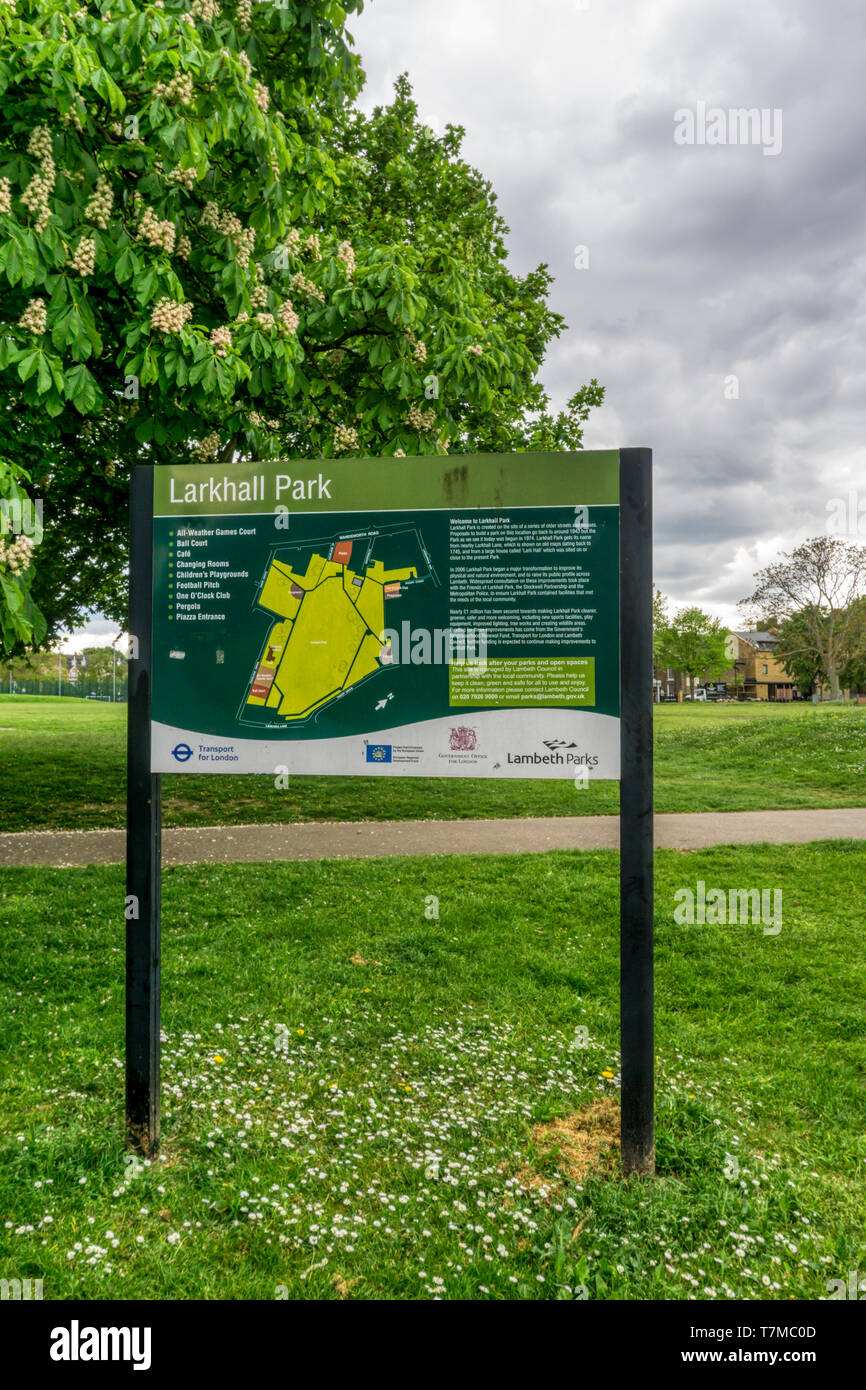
{"left": 826, "top": 614, "right": 840, "bottom": 700}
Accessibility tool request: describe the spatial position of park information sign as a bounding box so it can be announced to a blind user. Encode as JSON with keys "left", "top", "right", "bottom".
{"left": 127, "top": 448, "right": 653, "bottom": 1174}
{"left": 149, "top": 452, "right": 621, "bottom": 778}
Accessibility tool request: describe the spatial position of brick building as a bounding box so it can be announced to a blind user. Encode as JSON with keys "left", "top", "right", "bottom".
{"left": 723, "top": 631, "right": 794, "bottom": 701}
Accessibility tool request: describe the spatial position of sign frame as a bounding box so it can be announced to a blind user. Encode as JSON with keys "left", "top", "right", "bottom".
{"left": 126, "top": 447, "right": 654, "bottom": 1173}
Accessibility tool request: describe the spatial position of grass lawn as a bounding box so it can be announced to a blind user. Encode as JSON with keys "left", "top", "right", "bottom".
{"left": 1, "top": 842, "right": 863, "bottom": 1300}
{"left": 0, "top": 695, "right": 865, "bottom": 831}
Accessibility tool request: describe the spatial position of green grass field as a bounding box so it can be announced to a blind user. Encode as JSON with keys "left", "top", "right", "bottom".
{"left": 1, "top": 695, "right": 864, "bottom": 831}
{"left": 1, "top": 842, "right": 863, "bottom": 1300}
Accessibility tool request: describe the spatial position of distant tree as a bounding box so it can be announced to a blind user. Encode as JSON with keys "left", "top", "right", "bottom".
{"left": 74, "top": 643, "right": 124, "bottom": 680}
{"left": 741, "top": 537, "right": 866, "bottom": 700}
{"left": 775, "top": 606, "right": 826, "bottom": 696}
{"left": 840, "top": 597, "right": 866, "bottom": 692}
{"left": 652, "top": 586, "right": 669, "bottom": 655}
{"left": 657, "top": 605, "right": 729, "bottom": 697}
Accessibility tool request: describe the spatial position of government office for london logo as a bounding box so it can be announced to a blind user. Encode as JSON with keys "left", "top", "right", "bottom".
{"left": 171, "top": 742, "right": 194, "bottom": 763}
{"left": 449, "top": 726, "right": 477, "bottom": 751}
{"left": 366, "top": 744, "right": 392, "bottom": 763}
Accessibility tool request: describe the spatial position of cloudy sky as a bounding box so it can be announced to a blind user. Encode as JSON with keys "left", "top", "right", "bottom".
{"left": 350, "top": 0, "right": 865, "bottom": 629}
{"left": 66, "top": 0, "right": 863, "bottom": 650}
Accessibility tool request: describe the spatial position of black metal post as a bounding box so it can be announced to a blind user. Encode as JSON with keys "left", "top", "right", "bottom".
{"left": 126, "top": 465, "right": 161, "bottom": 1155}
{"left": 619, "top": 446, "right": 654, "bottom": 1175}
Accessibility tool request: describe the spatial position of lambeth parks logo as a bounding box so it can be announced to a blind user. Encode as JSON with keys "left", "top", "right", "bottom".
{"left": 449, "top": 726, "right": 477, "bottom": 751}
{"left": 507, "top": 740, "right": 599, "bottom": 769}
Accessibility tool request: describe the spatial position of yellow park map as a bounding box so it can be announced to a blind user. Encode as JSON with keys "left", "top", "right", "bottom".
{"left": 246, "top": 540, "right": 417, "bottom": 722}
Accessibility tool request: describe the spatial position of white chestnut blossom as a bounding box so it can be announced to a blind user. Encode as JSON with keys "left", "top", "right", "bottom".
{"left": 84, "top": 175, "right": 113, "bottom": 229}
{"left": 18, "top": 298, "right": 47, "bottom": 334}
{"left": 69, "top": 236, "right": 96, "bottom": 276}
{"left": 334, "top": 423, "right": 358, "bottom": 454}
{"left": 150, "top": 298, "right": 193, "bottom": 333}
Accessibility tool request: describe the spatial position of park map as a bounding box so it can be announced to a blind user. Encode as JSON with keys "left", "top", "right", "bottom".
{"left": 244, "top": 536, "right": 422, "bottom": 723}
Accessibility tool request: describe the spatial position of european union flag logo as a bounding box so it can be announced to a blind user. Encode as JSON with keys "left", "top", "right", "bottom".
{"left": 366, "top": 744, "right": 392, "bottom": 763}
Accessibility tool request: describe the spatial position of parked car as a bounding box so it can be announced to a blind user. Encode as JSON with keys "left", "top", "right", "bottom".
{"left": 684, "top": 687, "right": 707, "bottom": 701}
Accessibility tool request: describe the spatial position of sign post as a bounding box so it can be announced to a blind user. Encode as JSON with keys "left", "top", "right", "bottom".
{"left": 618, "top": 447, "right": 654, "bottom": 1175}
{"left": 125, "top": 449, "right": 653, "bottom": 1169}
{"left": 126, "top": 465, "right": 161, "bottom": 1155}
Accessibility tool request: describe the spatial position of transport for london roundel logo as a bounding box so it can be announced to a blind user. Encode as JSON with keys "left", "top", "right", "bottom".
{"left": 171, "top": 743, "right": 194, "bottom": 763}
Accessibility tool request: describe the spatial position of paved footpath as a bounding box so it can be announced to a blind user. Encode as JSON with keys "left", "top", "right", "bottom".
{"left": 0, "top": 807, "right": 864, "bottom": 868}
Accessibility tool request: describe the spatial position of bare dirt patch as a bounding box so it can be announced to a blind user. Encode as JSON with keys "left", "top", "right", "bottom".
{"left": 515, "top": 1097, "right": 621, "bottom": 1193}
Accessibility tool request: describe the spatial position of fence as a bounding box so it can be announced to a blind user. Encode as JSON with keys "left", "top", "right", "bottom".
{"left": 4, "top": 679, "right": 127, "bottom": 701}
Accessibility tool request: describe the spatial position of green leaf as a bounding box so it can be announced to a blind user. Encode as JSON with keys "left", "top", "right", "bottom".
{"left": 90, "top": 67, "right": 126, "bottom": 113}
{"left": 115, "top": 248, "right": 136, "bottom": 284}
{"left": 0, "top": 338, "right": 21, "bottom": 370}
{"left": 17, "top": 349, "right": 40, "bottom": 383}
{"left": 65, "top": 362, "right": 98, "bottom": 413}
{"left": 36, "top": 355, "right": 53, "bottom": 395}
{"left": 0, "top": 572, "right": 22, "bottom": 614}
{"left": 368, "top": 338, "right": 392, "bottom": 367}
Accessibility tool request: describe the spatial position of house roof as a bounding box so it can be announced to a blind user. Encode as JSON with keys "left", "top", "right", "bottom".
{"left": 733, "top": 630, "right": 779, "bottom": 649}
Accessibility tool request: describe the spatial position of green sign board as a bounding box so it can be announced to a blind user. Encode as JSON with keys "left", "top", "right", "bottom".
{"left": 128, "top": 448, "right": 653, "bottom": 1170}
{"left": 150, "top": 450, "right": 621, "bottom": 777}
